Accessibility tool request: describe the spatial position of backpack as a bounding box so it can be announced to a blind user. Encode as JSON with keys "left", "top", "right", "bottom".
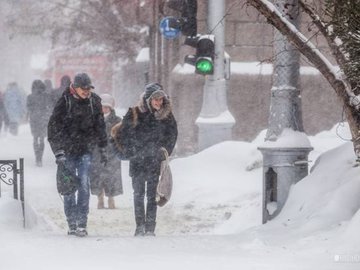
{"left": 110, "top": 107, "right": 138, "bottom": 160}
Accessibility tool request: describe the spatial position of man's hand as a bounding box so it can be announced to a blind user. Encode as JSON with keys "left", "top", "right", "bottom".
{"left": 99, "top": 148, "right": 108, "bottom": 167}
{"left": 55, "top": 150, "right": 66, "bottom": 165}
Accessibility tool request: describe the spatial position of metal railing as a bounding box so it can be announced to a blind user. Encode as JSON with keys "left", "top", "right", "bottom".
{"left": 0, "top": 159, "right": 25, "bottom": 228}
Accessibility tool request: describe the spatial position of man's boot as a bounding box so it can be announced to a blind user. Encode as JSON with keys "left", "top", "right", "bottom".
{"left": 97, "top": 190, "right": 105, "bottom": 209}
{"left": 145, "top": 221, "right": 156, "bottom": 236}
{"left": 134, "top": 224, "right": 145, "bottom": 237}
{"left": 108, "top": 196, "right": 115, "bottom": 209}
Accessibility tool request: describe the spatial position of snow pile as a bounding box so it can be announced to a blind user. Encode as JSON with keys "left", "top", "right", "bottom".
{"left": 0, "top": 197, "right": 23, "bottom": 230}
{"left": 259, "top": 128, "right": 312, "bottom": 148}
{"left": 0, "top": 122, "right": 360, "bottom": 269}
{"left": 274, "top": 142, "right": 360, "bottom": 232}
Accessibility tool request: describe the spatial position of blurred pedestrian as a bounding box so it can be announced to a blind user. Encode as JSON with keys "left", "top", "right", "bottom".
{"left": 113, "top": 82, "right": 177, "bottom": 236}
{"left": 27, "top": 80, "right": 51, "bottom": 166}
{"left": 3, "top": 82, "right": 27, "bottom": 135}
{"left": 43, "top": 79, "right": 55, "bottom": 122}
{"left": 48, "top": 73, "right": 107, "bottom": 237}
{"left": 44, "top": 79, "right": 53, "bottom": 95}
{"left": 90, "top": 93, "right": 123, "bottom": 209}
{"left": 50, "top": 75, "right": 71, "bottom": 108}
{"left": 0, "top": 90, "right": 6, "bottom": 134}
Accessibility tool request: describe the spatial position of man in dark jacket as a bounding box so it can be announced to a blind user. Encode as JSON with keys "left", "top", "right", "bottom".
{"left": 116, "top": 82, "right": 178, "bottom": 236}
{"left": 27, "top": 80, "right": 51, "bottom": 167}
{"left": 48, "top": 73, "right": 107, "bottom": 237}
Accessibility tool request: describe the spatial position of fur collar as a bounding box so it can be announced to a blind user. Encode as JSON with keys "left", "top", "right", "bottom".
{"left": 138, "top": 92, "right": 172, "bottom": 120}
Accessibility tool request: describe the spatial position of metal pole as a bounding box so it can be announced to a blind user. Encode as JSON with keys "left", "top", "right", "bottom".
{"left": 266, "top": 0, "right": 304, "bottom": 140}
{"left": 209, "top": 0, "right": 225, "bottom": 82}
{"left": 259, "top": 0, "right": 312, "bottom": 223}
{"left": 196, "top": 0, "right": 235, "bottom": 151}
{"left": 20, "top": 158, "right": 25, "bottom": 228}
{"left": 155, "top": 0, "right": 162, "bottom": 83}
{"left": 13, "top": 161, "right": 18, "bottom": 200}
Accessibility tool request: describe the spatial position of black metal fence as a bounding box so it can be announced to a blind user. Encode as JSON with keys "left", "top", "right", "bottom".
{"left": 0, "top": 159, "right": 25, "bottom": 227}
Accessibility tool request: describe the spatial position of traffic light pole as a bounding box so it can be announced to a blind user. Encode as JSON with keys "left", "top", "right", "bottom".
{"left": 196, "top": 0, "right": 235, "bottom": 151}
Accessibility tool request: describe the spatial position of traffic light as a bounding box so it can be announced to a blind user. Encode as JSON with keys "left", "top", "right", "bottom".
{"left": 166, "top": 0, "right": 197, "bottom": 37}
{"left": 184, "top": 35, "right": 215, "bottom": 75}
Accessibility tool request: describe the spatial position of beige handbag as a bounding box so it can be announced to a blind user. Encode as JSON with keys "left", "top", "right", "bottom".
{"left": 156, "top": 147, "right": 173, "bottom": 207}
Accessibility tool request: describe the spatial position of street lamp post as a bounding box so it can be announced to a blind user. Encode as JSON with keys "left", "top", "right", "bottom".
{"left": 258, "top": 0, "right": 312, "bottom": 223}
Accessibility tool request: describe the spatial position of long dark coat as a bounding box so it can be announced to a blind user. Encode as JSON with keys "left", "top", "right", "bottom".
{"left": 90, "top": 109, "right": 123, "bottom": 197}
{"left": 27, "top": 80, "right": 51, "bottom": 137}
{"left": 47, "top": 88, "right": 107, "bottom": 157}
{"left": 117, "top": 98, "right": 178, "bottom": 177}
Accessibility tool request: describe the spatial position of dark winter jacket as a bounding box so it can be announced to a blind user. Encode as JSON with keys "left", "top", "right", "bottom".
{"left": 47, "top": 88, "right": 107, "bottom": 157}
{"left": 117, "top": 96, "right": 178, "bottom": 177}
{"left": 27, "top": 80, "right": 51, "bottom": 137}
{"left": 90, "top": 109, "right": 123, "bottom": 197}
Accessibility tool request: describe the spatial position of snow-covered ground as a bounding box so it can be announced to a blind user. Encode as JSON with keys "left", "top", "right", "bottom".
{"left": 0, "top": 122, "right": 359, "bottom": 270}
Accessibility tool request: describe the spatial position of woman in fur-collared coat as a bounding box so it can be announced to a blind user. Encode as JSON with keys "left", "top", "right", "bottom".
{"left": 115, "top": 82, "right": 178, "bottom": 237}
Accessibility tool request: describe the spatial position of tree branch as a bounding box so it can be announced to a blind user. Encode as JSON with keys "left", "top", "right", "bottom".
{"left": 298, "top": 0, "right": 347, "bottom": 69}
{"left": 247, "top": 0, "right": 352, "bottom": 100}
{"left": 247, "top": 0, "right": 360, "bottom": 155}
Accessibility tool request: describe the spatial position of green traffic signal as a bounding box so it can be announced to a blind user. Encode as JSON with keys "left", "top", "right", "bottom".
{"left": 183, "top": 34, "right": 215, "bottom": 75}
{"left": 196, "top": 58, "right": 213, "bottom": 74}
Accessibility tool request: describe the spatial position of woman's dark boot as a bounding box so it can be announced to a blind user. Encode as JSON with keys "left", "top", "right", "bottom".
{"left": 134, "top": 224, "right": 145, "bottom": 237}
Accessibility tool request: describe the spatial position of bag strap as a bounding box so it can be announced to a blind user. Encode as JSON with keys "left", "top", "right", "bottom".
{"left": 89, "top": 96, "right": 94, "bottom": 115}
{"left": 64, "top": 95, "right": 94, "bottom": 115}
{"left": 130, "top": 107, "right": 138, "bottom": 127}
{"left": 64, "top": 95, "right": 71, "bottom": 114}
